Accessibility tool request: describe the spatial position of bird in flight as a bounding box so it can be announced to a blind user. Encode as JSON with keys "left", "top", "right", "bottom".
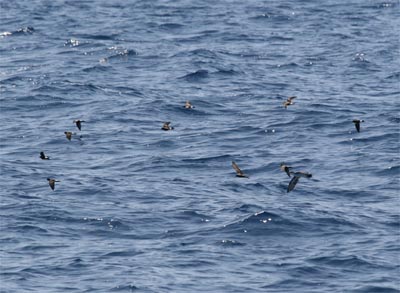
{"left": 232, "top": 161, "right": 249, "bottom": 178}
{"left": 352, "top": 119, "right": 364, "bottom": 132}
{"left": 73, "top": 120, "right": 85, "bottom": 131}
{"left": 184, "top": 100, "right": 194, "bottom": 109}
{"left": 47, "top": 178, "right": 60, "bottom": 191}
{"left": 40, "top": 151, "right": 50, "bottom": 160}
{"left": 64, "top": 131, "right": 72, "bottom": 141}
{"left": 283, "top": 96, "right": 297, "bottom": 109}
{"left": 161, "top": 122, "right": 174, "bottom": 131}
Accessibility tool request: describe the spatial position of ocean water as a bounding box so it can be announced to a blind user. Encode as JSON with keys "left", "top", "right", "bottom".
{"left": 1, "top": 0, "right": 399, "bottom": 292}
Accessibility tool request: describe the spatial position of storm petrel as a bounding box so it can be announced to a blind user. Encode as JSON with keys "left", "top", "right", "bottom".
{"left": 161, "top": 122, "right": 174, "bottom": 131}
{"left": 73, "top": 120, "right": 85, "bottom": 131}
{"left": 47, "top": 178, "right": 60, "bottom": 191}
{"left": 283, "top": 96, "right": 297, "bottom": 109}
{"left": 184, "top": 100, "right": 194, "bottom": 109}
{"left": 40, "top": 151, "right": 50, "bottom": 160}
{"left": 232, "top": 161, "right": 249, "bottom": 178}
{"left": 352, "top": 119, "right": 364, "bottom": 133}
{"left": 64, "top": 131, "right": 72, "bottom": 141}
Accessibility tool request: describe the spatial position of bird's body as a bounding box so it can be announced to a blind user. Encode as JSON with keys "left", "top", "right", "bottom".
{"left": 64, "top": 131, "right": 72, "bottom": 141}
{"left": 40, "top": 151, "right": 50, "bottom": 160}
{"left": 47, "top": 178, "right": 60, "bottom": 190}
{"left": 280, "top": 163, "right": 292, "bottom": 177}
{"left": 352, "top": 119, "right": 364, "bottom": 132}
{"left": 287, "top": 171, "right": 312, "bottom": 193}
{"left": 184, "top": 100, "right": 194, "bottom": 109}
{"left": 73, "top": 120, "right": 85, "bottom": 131}
{"left": 232, "top": 161, "right": 248, "bottom": 178}
{"left": 283, "top": 96, "right": 297, "bottom": 109}
{"left": 161, "top": 122, "right": 174, "bottom": 131}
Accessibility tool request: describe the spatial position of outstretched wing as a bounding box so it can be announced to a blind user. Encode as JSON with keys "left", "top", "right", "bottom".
{"left": 287, "top": 176, "right": 300, "bottom": 193}
{"left": 232, "top": 161, "right": 243, "bottom": 176}
{"left": 354, "top": 121, "right": 360, "bottom": 132}
{"left": 49, "top": 180, "right": 55, "bottom": 190}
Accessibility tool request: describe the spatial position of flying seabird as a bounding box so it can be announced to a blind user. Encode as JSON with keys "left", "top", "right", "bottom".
{"left": 287, "top": 171, "right": 312, "bottom": 193}
{"left": 161, "top": 122, "right": 174, "bottom": 131}
{"left": 73, "top": 120, "right": 85, "bottom": 131}
{"left": 47, "top": 178, "right": 60, "bottom": 191}
{"left": 40, "top": 151, "right": 50, "bottom": 160}
{"left": 64, "top": 131, "right": 72, "bottom": 141}
{"left": 232, "top": 161, "right": 249, "bottom": 178}
{"left": 184, "top": 100, "right": 194, "bottom": 109}
{"left": 352, "top": 119, "right": 364, "bottom": 133}
{"left": 283, "top": 96, "right": 297, "bottom": 109}
{"left": 280, "top": 163, "right": 292, "bottom": 177}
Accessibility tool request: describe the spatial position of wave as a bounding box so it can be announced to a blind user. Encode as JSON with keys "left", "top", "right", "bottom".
{"left": 351, "top": 285, "right": 400, "bottom": 293}
{"left": 174, "top": 210, "right": 213, "bottom": 222}
{"left": 221, "top": 210, "right": 304, "bottom": 236}
{"left": 362, "top": 2, "right": 398, "bottom": 9}
{"left": 110, "top": 284, "right": 139, "bottom": 292}
{"left": 12, "top": 224, "right": 48, "bottom": 233}
{"left": 100, "top": 49, "right": 139, "bottom": 63}
{"left": 232, "top": 203, "right": 264, "bottom": 213}
{"left": 158, "top": 22, "right": 184, "bottom": 30}
{"left": 374, "top": 165, "right": 400, "bottom": 176}
{"left": 387, "top": 116, "right": 400, "bottom": 123}
{"left": 267, "top": 35, "right": 295, "bottom": 42}
{"left": 75, "top": 33, "right": 119, "bottom": 40}
{"left": 218, "top": 239, "right": 245, "bottom": 247}
{"left": 82, "top": 65, "right": 111, "bottom": 73}
{"left": 276, "top": 62, "right": 300, "bottom": 68}
{"left": 173, "top": 48, "right": 218, "bottom": 58}
{"left": 1, "top": 26, "right": 34, "bottom": 38}
{"left": 0, "top": 75, "right": 29, "bottom": 84}
{"left": 214, "top": 68, "right": 241, "bottom": 76}
{"left": 179, "top": 69, "right": 209, "bottom": 81}
{"left": 181, "top": 154, "right": 231, "bottom": 163}
{"left": 102, "top": 250, "right": 141, "bottom": 258}
{"left": 250, "top": 12, "right": 294, "bottom": 22}
{"left": 308, "top": 255, "right": 379, "bottom": 269}
{"left": 385, "top": 72, "right": 400, "bottom": 80}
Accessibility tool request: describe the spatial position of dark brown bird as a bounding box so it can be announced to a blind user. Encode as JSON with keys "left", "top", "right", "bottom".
{"left": 280, "top": 163, "right": 292, "bottom": 177}
{"left": 161, "top": 122, "right": 174, "bottom": 131}
{"left": 283, "top": 96, "right": 297, "bottom": 109}
{"left": 352, "top": 119, "right": 364, "bottom": 133}
{"left": 184, "top": 100, "right": 194, "bottom": 109}
{"left": 232, "top": 161, "right": 249, "bottom": 178}
{"left": 47, "top": 178, "right": 60, "bottom": 191}
{"left": 287, "top": 171, "right": 312, "bottom": 193}
{"left": 64, "top": 131, "right": 72, "bottom": 141}
{"left": 287, "top": 176, "right": 300, "bottom": 193}
{"left": 73, "top": 120, "right": 85, "bottom": 131}
{"left": 40, "top": 151, "right": 50, "bottom": 160}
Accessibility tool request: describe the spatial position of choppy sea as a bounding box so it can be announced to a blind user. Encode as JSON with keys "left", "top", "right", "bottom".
{"left": 1, "top": 0, "right": 399, "bottom": 292}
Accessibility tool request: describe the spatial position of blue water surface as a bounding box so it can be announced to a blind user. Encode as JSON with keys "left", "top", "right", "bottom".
{"left": 1, "top": 0, "right": 399, "bottom": 292}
